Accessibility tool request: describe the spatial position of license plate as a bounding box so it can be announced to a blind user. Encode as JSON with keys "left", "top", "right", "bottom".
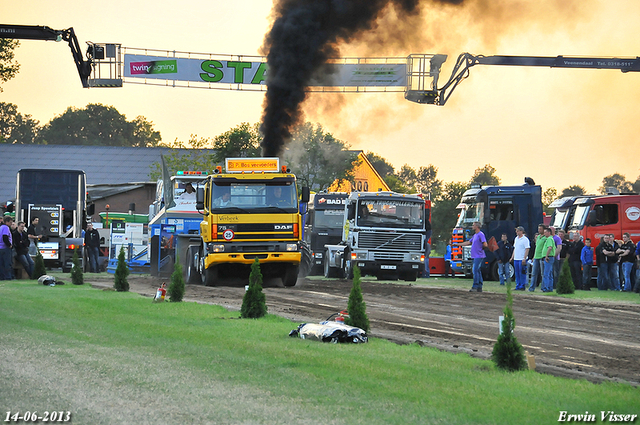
{"left": 381, "top": 265, "right": 396, "bottom": 270}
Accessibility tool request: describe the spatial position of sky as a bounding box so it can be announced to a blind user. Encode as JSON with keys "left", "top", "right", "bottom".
{"left": 3, "top": 0, "right": 640, "bottom": 195}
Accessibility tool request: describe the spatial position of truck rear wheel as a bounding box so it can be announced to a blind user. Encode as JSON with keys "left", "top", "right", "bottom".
{"left": 186, "top": 246, "right": 200, "bottom": 285}
{"left": 490, "top": 261, "right": 515, "bottom": 282}
{"left": 283, "top": 264, "right": 299, "bottom": 287}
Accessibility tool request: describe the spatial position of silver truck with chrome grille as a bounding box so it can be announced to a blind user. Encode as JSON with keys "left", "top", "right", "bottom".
{"left": 323, "top": 191, "right": 427, "bottom": 281}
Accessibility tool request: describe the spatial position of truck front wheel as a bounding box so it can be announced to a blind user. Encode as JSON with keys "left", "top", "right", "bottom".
{"left": 401, "top": 270, "right": 418, "bottom": 282}
{"left": 283, "top": 264, "right": 299, "bottom": 287}
{"left": 324, "top": 251, "right": 339, "bottom": 278}
{"left": 203, "top": 264, "right": 218, "bottom": 287}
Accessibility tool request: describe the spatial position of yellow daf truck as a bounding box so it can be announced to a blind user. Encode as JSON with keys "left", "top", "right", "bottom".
{"left": 191, "top": 158, "right": 310, "bottom": 286}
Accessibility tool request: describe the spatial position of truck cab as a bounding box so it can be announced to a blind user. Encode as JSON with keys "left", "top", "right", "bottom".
{"left": 148, "top": 171, "right": 209, "bottom": 277}
{"left": 567, "top": 194, "right": 640, "bottom": 245}
{"left": 451, "top": 180, "right": 543, "bottom": 280}
{"left": 194, "top": 158, "right": 309, "bottom": 287}
{"left": 324, "top": 191, "right": 426, "bottom": 281}
{"left": 548, "top": 196, "right": 580, "bottom": 233}
{"left": 304, "top": 192, "right": 348, "bottom": 275}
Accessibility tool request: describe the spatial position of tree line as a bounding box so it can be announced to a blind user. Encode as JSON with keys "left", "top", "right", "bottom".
{"left": 0, "top": 101, "right": 161, "bottom": 147}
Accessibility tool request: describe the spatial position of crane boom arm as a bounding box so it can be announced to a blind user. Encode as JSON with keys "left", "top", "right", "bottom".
{"left": 0, "top": 24, "right": 93, "bottom": 88}
{"left": 434, "top": 53, "right": 640, "bottom": 105}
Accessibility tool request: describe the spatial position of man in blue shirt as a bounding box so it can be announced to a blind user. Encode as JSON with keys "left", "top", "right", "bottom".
{"left": 581, "top": 238, "right": 593, "bottom": 291}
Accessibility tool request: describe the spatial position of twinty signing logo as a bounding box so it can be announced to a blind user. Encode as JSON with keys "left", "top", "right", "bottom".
{"left": 130, "top": 60, "right": 178, "bottom": 75}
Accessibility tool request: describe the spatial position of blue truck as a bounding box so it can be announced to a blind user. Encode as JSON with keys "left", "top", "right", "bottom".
{"left": 451, "top": 178, "right": 543, "bottom": 280}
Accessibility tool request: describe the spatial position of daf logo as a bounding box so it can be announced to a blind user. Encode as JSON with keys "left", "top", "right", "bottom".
{"left": 274, "top": 224, "right": 293, "bottom": 230}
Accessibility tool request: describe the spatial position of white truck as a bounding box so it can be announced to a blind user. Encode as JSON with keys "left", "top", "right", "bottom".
{"left": 323, "top": 191, "right": 427, "bottom": 281}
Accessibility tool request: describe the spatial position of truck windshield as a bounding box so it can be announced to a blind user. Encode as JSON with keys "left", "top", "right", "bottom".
{"left": 211, "top": 182, "right": 297, "bottom": 212}
{"left": 356, "top": 199, "right": 424, "bottom": 229}
{"left": 570, "top": 205, "right": 590, "bottom": 228}
{"left": 315, "top": 209, "right": 345, "bottom": 229}
{"left": 550, "top": 209, "right": 568, "bottom": 229}
{"left": 455, "top": 202, "right": 484, "bottom": 228}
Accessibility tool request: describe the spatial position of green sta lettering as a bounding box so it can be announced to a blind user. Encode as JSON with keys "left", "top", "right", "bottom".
{"left": 226, "top": 61, "right": 251, "bottom": 83}
{"left": 251, "top": 63, "right": 267, "bottom": 84}
{"left": 200, "top": 60, "right": 224, "bottom": 82}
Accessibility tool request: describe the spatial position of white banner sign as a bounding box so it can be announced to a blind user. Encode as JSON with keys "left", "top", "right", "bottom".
{"left": 124, "top": 54, "right": 406, "bottom": 87}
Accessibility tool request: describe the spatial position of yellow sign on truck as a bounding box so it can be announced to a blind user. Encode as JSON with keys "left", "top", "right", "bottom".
{"left": 191, "top": 158, "right": 310, "bottom": 286}
{"left": 225, "top": 157, "right": 280, "bottom": 173}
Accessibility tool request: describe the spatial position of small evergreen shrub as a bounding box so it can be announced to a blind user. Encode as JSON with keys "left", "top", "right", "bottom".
{"left": 33, "top": 252, "right": 46, "bottom": 280}
{"left": 241, "top": 258, "right": 267, "bottom": 319}
{"left": 71, "top": 247, "right": 84, "bottom": 285}
{"left": 345, "top": 265, "right": 370, "bottom": 333}
{"left": 168, "top": 260, "right": 185, "bottom": 302}
{"left": 113, "top": 246, "right": 130, "bottom": 292}
{"left": 492, "top": 281, "right": 527, "bottom": 371}
{"left": 556, "top": 259, "right": 575, "bottom": 295}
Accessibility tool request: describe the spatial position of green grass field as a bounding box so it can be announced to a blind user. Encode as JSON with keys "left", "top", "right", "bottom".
{"left": 1, "top": 279, "right": 638, "bottom": 424}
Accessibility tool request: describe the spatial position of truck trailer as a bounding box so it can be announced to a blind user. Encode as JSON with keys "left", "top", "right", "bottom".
{"left": 12, "top": 169, "right": 93, "bottom": 271}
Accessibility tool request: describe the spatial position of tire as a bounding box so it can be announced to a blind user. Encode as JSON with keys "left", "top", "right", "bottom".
{"left": 491, "top": 261, "right": 515, "bottom": 282}
{"left": 490, "top": 262, "right": 500, "bottom": 281}
{"left": 343, "top": 260, "right": 354, "bottom": 280}
{"left": 402, "top": 270, "right": 418, "bottom": 282}
{"left": 298, "top": 242, "right": 312, "bottom": 278}
{"left": 199, "top": 245, "right": 218, "bottom": 286}
{"left": 324, "top": 251, "right": 339, "bottom": 278}
{"left": 186, "top": 245, "right": 200, "bottom": 285}
{"left": 283, "top": 264, "right": 299, "bottom": 287}
{"left": 203, "top": 264, "right": 218, "bottom": 287}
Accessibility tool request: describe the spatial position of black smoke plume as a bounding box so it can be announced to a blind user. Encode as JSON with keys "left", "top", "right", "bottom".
{"left": 261, "top": 0, "right": 466, "bottom": 157}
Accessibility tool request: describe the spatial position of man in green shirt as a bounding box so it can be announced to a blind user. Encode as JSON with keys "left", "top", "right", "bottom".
{"left": 541, "top": 227, "right": 557, "bottom": 292}
{"left": 528, "top": 224, "right": 547, "bottom": 292}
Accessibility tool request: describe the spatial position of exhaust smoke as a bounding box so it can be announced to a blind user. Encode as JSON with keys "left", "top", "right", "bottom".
{"left": 260, "top": 0, "right": 466, "bottom": 157}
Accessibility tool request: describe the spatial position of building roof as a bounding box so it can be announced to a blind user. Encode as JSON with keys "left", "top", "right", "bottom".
{"left": 0, "top": 144, "right": 213, "bottom": 204}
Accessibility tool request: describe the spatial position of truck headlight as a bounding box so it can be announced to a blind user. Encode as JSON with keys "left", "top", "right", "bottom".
{"left": 212, "top": 244, "right": 225, "bottom": 253}
{"left": 286, "top": 243, "right": 298, "bottom": 251}
{"left": 351, "top": 251, "right": 367, "bottom": 260}
{"left": 411, "top": 254, "right": 424, "bottom": 262}
{"left": 314, "top": 252, "right": 323, "bottom": 258}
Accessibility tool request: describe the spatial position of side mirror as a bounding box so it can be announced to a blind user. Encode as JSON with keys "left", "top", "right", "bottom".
{"left": 86, "top": 204, "right": 95, "bottom": 216}
{"left": 347, "top": 203, "right": 356, "bottom": 221}
{"left": 196, "top": 187, "right": 205, "bottom": 211}
{"left": 587, "top": 210, "right": 597, "bottom": 226}
{"left": 301, "top": 187, "right": 310, "bottom": 203}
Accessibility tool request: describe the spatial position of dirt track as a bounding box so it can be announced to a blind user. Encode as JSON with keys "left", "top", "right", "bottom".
{"left": 90, "top": 275, "right": 640, "bottom": 386}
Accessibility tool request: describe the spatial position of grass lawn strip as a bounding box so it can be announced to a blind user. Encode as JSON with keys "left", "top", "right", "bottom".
{"left": 1, "top": 281, "right": 638, "bottom": 424}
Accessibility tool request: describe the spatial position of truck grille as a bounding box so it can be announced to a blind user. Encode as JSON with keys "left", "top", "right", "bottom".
{"left": 373, "top": 251, "right": 405, "bottom": 261}
{"left": 217, "top": 223, "right": 295, "bottom": 241}
{"left": 357, "top": 232, "right": 422, "bottom": 251}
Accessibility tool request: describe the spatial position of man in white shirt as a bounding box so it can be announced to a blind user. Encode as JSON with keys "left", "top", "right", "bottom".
{"left": 510, "top": 226, "right": 530, "bottom": 291}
